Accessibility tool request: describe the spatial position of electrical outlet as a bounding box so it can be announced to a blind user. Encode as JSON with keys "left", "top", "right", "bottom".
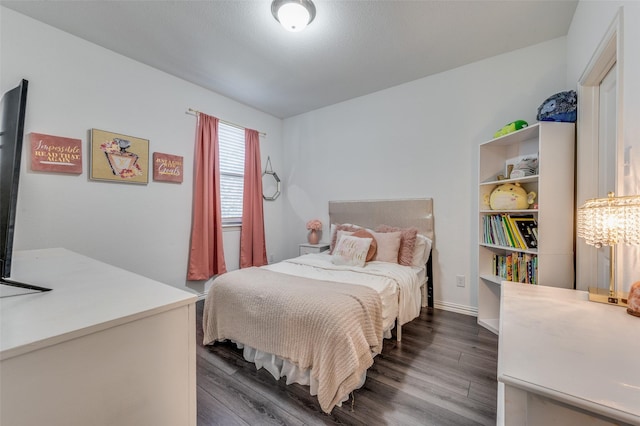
{"left": 456, "top": 275, "right": 465, "bottom": 287}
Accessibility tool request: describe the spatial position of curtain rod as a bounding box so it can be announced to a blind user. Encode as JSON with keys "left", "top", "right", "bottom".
{"left": 187, "top": 108, "right": 267, "bottom": 137}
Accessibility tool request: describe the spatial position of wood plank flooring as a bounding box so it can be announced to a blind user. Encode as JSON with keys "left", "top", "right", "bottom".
{"left": 196, "top": 301, "right": 499, "bottom": 425}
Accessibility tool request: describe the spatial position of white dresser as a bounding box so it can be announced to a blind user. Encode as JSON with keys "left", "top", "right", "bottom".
{"left": 498, "top": 282, "right": 640, "bottom": 425}
{"left": 0, "top": 248, "right": 197, "bottom": 426}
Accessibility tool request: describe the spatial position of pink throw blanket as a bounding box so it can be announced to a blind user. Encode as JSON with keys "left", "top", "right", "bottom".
{"left": 202, "top": 267, "right": 383, "bottom": 413}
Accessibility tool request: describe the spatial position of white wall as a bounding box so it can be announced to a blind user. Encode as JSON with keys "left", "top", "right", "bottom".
{"left": 0, "top": 7, "right": 286, "bottom": 294}
{"left": 566, "top": 1, "right": 640, "bottom": 290}
{"left": 2, "top": 6, "right": 585, "bottom": 311}
{"left": 281, "top": 38, "right": 568, "bottom": 313}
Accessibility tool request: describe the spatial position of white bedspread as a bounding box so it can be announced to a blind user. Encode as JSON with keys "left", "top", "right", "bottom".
{"left": 265, "top": 253, "right": 423, "bottom": 330}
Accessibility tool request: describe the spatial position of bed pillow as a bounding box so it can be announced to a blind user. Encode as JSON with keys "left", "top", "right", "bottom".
{"left": 412, "top": 234, "right": 433, "bottom": 267}
{"left": 351, "top": 229, "right": 377, "bottom": 261}
{"left": 329, "top": 224, "right": 362, "bottom": 254}
{"left": 331, "top": 235, "right": 372, "bottom": 267}
{"left": 370, "top": 231, "right": 402, "bottom": 263}
{"left": 334, "top": 230, "right": 354, "bottom": 249}
{"left": 375, "top": 225, "right": 418, "bottom": 266}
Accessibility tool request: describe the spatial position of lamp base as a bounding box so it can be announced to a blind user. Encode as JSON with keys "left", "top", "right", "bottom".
{"left": 588, "top": 287, "right": 628, "bottom": 307}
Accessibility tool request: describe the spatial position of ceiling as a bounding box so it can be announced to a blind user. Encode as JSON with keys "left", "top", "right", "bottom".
{"left": 1, "top": 0, "right": 578, "bottom": 119}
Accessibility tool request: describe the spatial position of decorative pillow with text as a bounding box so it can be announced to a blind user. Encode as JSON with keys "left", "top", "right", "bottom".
{"left": 351, "top": 229, "right": 378, "bottom": 261}
{"left": 329, "top": 224, "right": 362, "bottom": 254}
{"left": 331, "top": 235, "right": 372, "bottom": 267}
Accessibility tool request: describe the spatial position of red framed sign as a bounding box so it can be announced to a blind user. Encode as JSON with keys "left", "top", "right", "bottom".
{"left": 153, "top": 152, "right": 183, "bottom": 183}
{"left": 30, "top": 133, "right": 82, "bottom": 174}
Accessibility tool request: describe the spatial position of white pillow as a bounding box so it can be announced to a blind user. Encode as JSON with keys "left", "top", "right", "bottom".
{"left": 334, "top": 230, "right": 354, "bottom": 248}
{"left": 329, "top": 223, "right": 363, "bottom": 253}
{"left": 331, "top": 235, "right": 372, "bottom": 267}
{"left": 370, "top": 231, "right": 402, "bottom": 263}
{"left": 412, "top": 234, "right": 433, "bottom": 266}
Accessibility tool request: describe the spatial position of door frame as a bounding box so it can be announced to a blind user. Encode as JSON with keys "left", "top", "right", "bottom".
{"left": 576, "top": 7, "right": 624, "bottom": 291}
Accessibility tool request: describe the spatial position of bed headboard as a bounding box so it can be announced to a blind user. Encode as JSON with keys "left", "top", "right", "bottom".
{"left": 328, "top": 198, "right": 434, "bottom": 242}
{"left": 329, "top": 198, "right": 435, "bottom": 308}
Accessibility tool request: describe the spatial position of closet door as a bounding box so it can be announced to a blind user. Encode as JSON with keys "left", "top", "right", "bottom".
{"left": 597, "top": 62, "right": 618, "bottom": 290}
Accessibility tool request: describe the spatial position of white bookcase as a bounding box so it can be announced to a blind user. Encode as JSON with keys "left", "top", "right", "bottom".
{"left": 477, "top": 122, "right": 575, "bottom": 334}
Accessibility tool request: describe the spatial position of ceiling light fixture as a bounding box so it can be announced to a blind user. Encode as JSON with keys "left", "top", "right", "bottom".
{"left": 271, "top": 0, "right": 316, "bottom": 32}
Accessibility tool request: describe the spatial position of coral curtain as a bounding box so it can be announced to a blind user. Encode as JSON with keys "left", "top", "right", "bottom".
{"left": 187, "top": 113, "right": 227, "bottom": 280}
{"left": 240, "top": 129, "right": 267, "bottom": 268}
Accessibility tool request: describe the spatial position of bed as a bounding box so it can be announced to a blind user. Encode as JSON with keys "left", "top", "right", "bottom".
{"left": 202, "top": 198, "right": 434, "bottom": 413}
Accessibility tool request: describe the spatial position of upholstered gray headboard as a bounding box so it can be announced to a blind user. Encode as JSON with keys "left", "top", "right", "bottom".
{"left": 328, "top": 198, "right": 434, "bottom": 242}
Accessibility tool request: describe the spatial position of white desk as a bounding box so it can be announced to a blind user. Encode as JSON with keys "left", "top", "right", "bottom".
{"left": 498, "top": 282, "right": 640, "bottom": 426}
{"left": 0, "top": 248, "right": 197, "bottom": 426}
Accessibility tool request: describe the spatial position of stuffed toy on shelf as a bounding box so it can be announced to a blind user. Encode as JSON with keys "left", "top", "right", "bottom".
{"left": 485, "top": 182, "right": 537, "bottom": 210}
{"left": 493, "top": 120, "right": 528, "bottom": 139}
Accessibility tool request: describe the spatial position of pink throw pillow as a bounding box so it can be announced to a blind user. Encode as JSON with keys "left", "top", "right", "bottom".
{"left": 370, "top": 231, "right": 402, "bottom": 263}
{"left": 375, "top": 225, "right": 418, "bottom": 266}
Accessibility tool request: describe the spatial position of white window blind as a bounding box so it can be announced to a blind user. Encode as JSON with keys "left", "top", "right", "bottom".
{"left": 218, "top": 122, "right": 244, "bottom": 224}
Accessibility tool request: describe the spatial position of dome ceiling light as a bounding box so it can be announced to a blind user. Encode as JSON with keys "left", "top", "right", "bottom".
{"left": 271, "top": 0, "right": 316, "bottom": 32}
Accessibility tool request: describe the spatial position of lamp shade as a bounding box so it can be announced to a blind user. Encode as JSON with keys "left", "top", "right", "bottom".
{"left": 271, "top": 0, "right": 316, "bottom": 32}
{"left": 577, "top": 193, "right": 640, "bottom": 248}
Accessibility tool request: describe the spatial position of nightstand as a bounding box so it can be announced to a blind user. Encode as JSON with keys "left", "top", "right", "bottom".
{"left": 299, "top": 242, "right": 330, "bottom": 256}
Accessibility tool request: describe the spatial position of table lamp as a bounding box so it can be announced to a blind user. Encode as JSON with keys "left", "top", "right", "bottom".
{"left": 577, "top": 192, "right": 640, "bottom": 307}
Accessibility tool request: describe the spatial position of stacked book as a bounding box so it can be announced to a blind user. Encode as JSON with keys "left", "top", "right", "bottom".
{"left": 492, "top": 252, "right": 538, "bottom": 284}
{"left": 482, "top": 214, "right": 538, "bottom": 250}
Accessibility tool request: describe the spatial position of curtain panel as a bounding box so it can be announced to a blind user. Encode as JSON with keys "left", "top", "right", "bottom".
{"left": 240, "top": 129, "right": 267, "bottom": 268}
{"left": 187, "top": 113, "right": 227, "bottom": 280}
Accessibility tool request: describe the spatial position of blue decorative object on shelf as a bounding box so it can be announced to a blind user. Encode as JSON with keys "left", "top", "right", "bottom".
{"left": 537, "top": 90, "right": 577, "bottom": 122}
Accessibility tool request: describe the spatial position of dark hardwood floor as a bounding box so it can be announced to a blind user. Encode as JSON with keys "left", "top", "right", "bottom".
{"left": 196, "top": 300, "right": 499, "bottom": 425}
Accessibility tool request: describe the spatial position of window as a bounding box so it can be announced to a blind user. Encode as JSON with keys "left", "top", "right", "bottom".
{"left": 218, "top": 122, "right": 245, "bottom": 224}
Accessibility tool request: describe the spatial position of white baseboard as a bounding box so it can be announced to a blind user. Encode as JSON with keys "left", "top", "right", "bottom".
{"left": 433, "top": 300, "right": 478, "bottom": 317}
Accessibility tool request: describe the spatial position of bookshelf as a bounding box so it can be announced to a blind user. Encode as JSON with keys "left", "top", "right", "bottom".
{"left": 477, "top": 122, "right": 575, "bottom": 334}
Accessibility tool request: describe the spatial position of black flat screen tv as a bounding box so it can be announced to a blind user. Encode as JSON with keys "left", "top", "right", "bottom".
{"left": 1, "top": 79, "right": 51, "bottom": 293}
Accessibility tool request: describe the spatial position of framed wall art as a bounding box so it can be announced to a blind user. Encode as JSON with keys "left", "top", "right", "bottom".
{"left": 30, "top": 132, "right": 83, "bottom": 174}
{"left": 153, "top": 152, "right": 183, "bottom": 183}
{"left": 90, "top": 129, "right": 149, "bottom": 184}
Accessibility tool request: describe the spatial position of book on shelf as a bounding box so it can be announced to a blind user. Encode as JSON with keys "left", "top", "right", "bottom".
{"left": 483, "top": 214, "right": 508, "bottom": 247}
{"left": 482, "top": 213, "right": 537, "bottom": 250}
{"left": 512, "top": 216, "right": 537, "bottom": 249}
{"left": 484, "top": 215, "right": 504, "bottom": 246}
{"left": 501, "top": 215, "right": 517, "bottom": 248}
{"left": 492, "top": 252, "right": 538, "bottom": 284}
{"left": 506, "top": 215, "right": 527, "bottom": 249}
